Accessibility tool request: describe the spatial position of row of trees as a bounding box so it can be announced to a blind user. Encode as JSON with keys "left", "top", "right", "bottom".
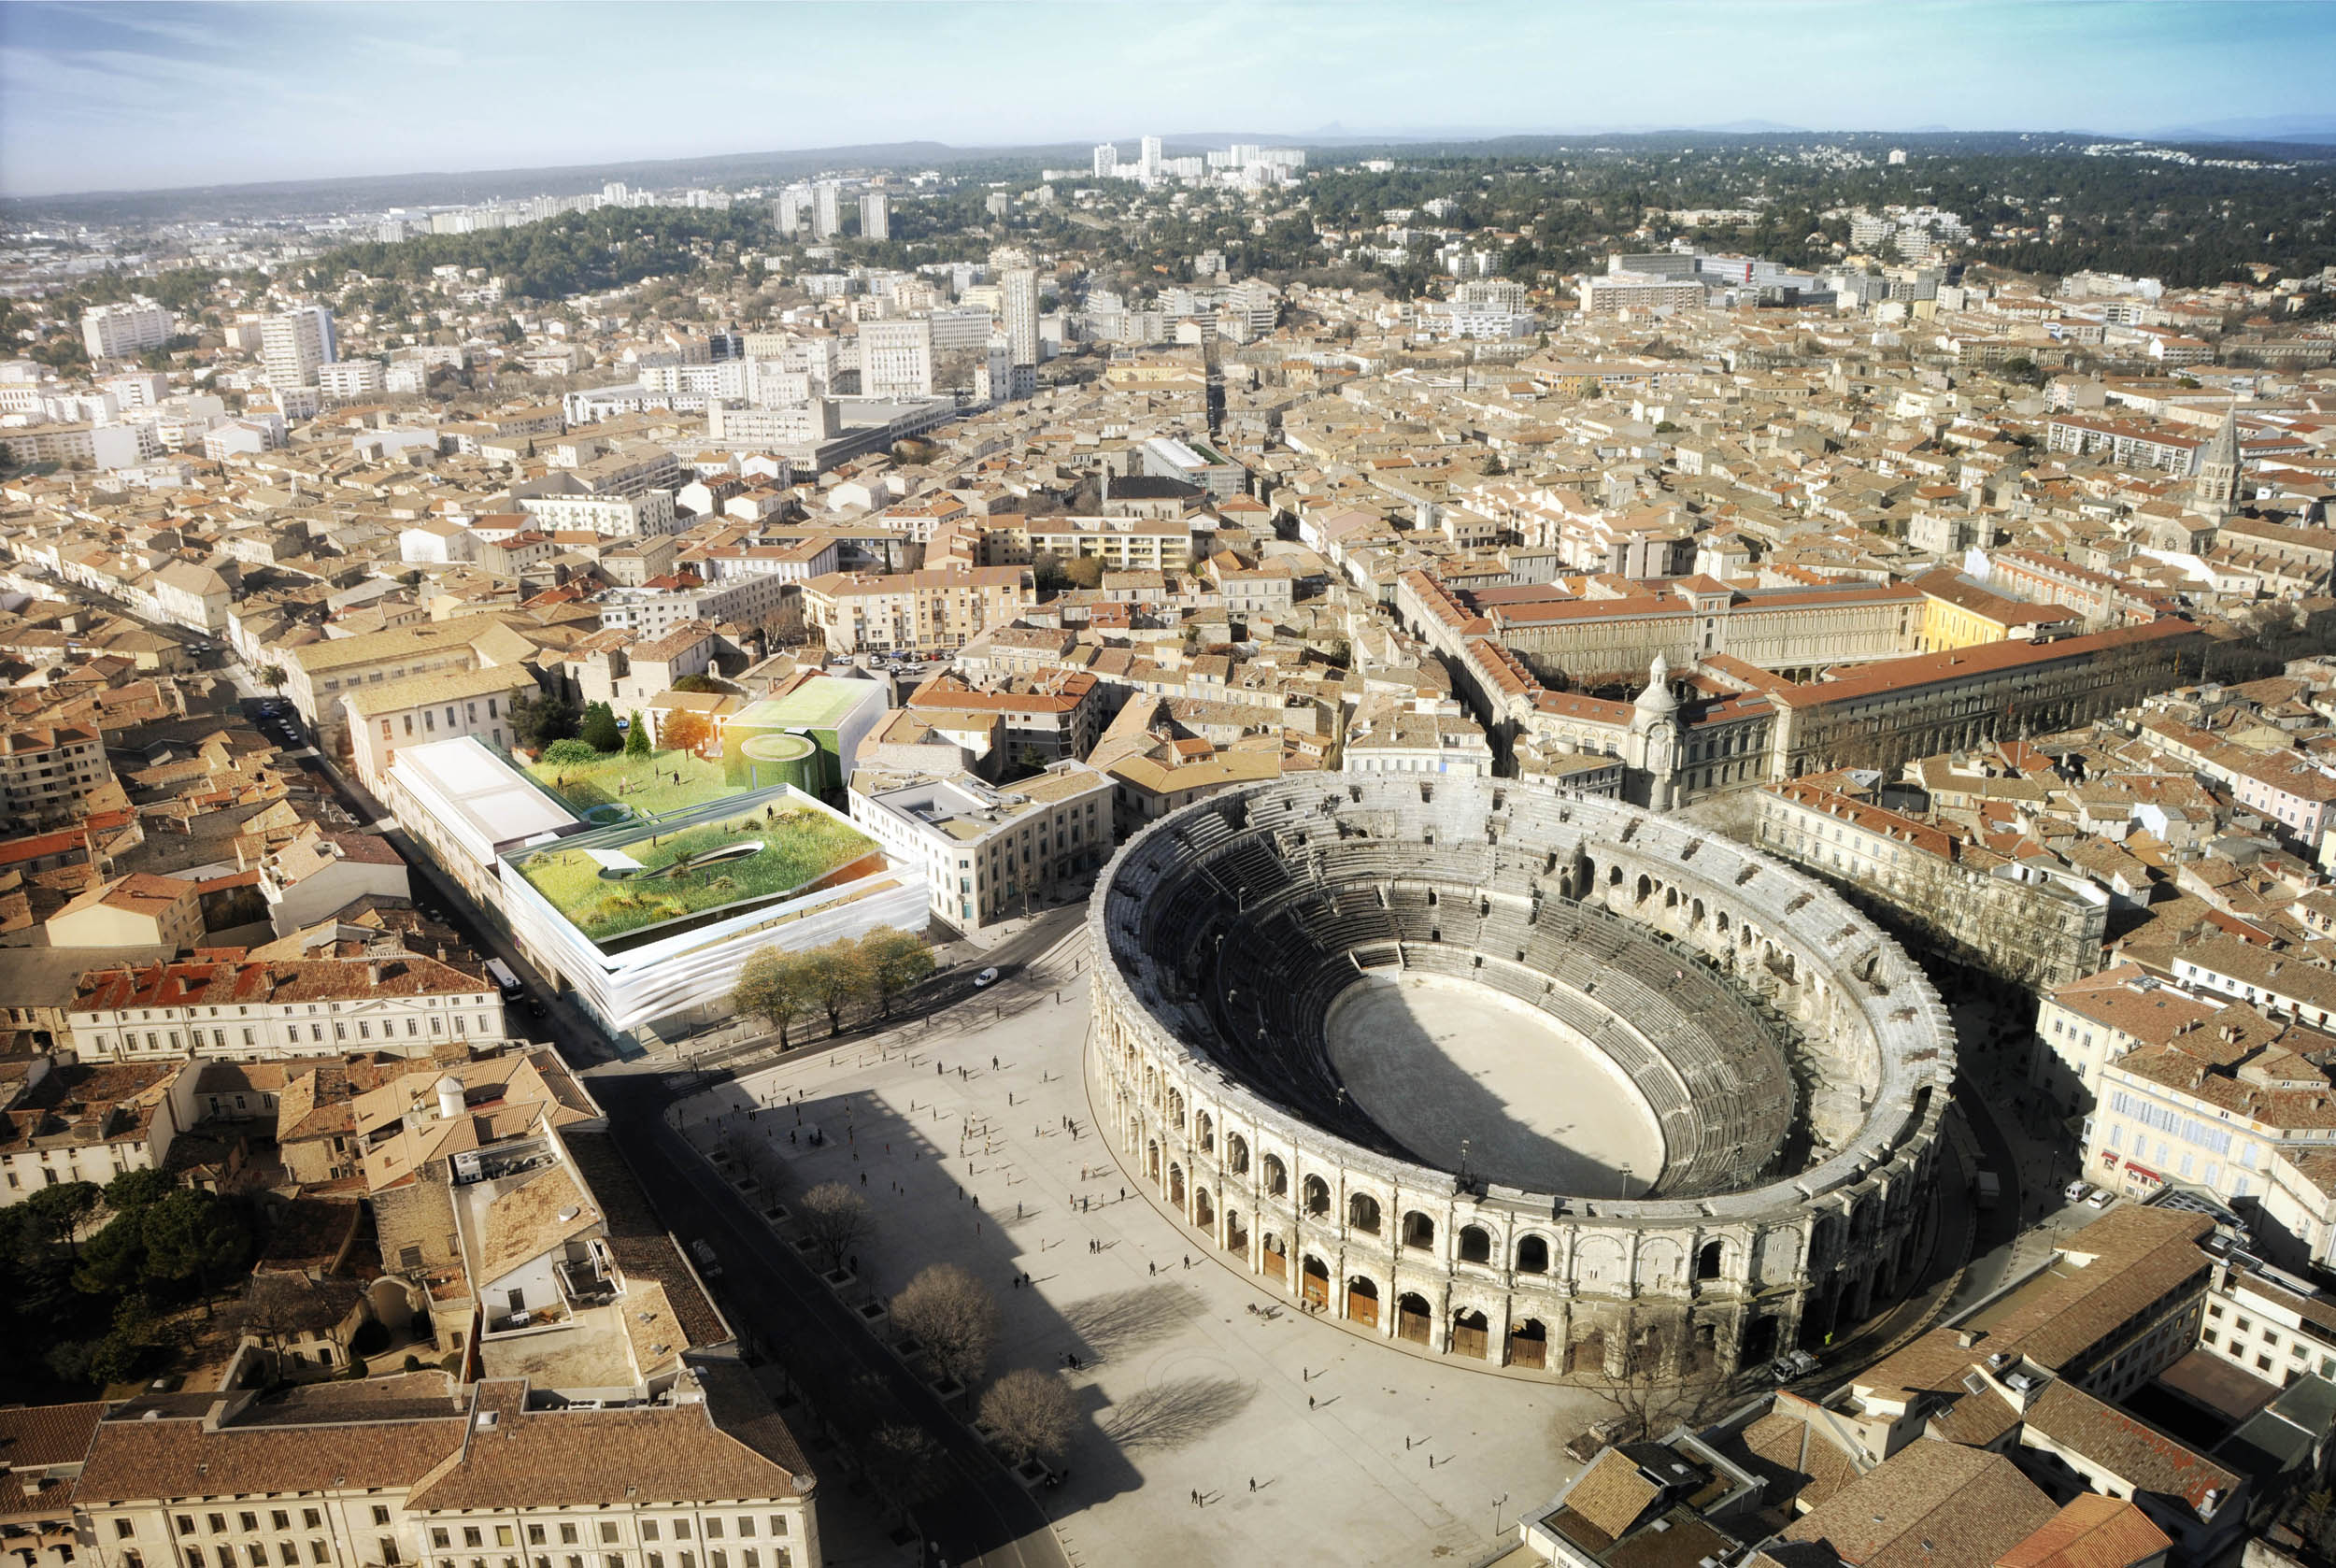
{"left": 731, "top": 927, "right": 937, "bottom": 1044}
{"left": 725, "top": 1163, "right": 1073, "bottom": 1476}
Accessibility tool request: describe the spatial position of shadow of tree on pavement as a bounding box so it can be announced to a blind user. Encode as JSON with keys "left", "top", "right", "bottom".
{"left": 1059, "top": 1282, "right": 1204, "bottom": 1361}
{"left": 1099, "top": 1376, "right": 1258, "bottom": 1453}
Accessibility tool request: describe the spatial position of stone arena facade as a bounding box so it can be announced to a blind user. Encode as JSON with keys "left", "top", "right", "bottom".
{"left": 1088, "top": 775, "right": 1958, "bottom": 1381}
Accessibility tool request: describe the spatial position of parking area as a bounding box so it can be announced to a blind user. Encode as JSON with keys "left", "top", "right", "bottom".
{"left": 668, "top": 938, "right": 1588, "bottom": 1568}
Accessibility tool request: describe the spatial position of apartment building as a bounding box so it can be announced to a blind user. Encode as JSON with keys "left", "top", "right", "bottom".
{"left": 48, "top": 873, "right": 207, "bottom": 951}
{"left": 286, "top": 622, "right": 488, "bottom": 737}
{"left": 859, "top": 318, "right": 933, "bottom": 399}
{"left": 260, "top": 306, "right": 337, "bottom": 388}
{"left": 81, "top": 299, "right": 175, "bottom": 361}
{"left": 2191, "top": 1255, "right": 2336, "bottom": 1426}
{"left": 76, "top": 1371, "right": 820, "bottom": 1568}
{"left": 567, "top": 441, "right": 682, "bottom": 498}
{"left": 1, "top": 721, "right": 114, "bottom": 827}
{"left": 1577, "top": 272, "right": 1707, "bottom": 316}
{"left": 904, "top": 670, "right": 1104, "bottom": 763}
{"left": 317, "top": 359, "right": 387, "bottom": 401}
{"left": 1343, "top": 696, "right": 1496, "bottom": 777}
{"left": 2044, "top": 415, "right": 2210, "bottom": 476}
{"left": 1910, "top": 568, "right": 2080, "bottom": 651}
{"left": 683, "top": 537, "right": 842, "bottom": 586}
{"left": 597, "top": 576, "right": 792, "bottom": 634}
{"left": 995, "top": 250, "right": 1040, "bottom": 369}
{"left": 0, "top": 1058, "right": 185, "bottom": 1203}
{"left": 518, "top": 484, "right": 680, "bottom": 537}
{"left": 798, "top": 565, "right": 1033, "bottom": 654}
{"left": 67, "top": 954, "right": 506, "bottom": 1062}
{"left": 1757, "top": 778, "right": 2111, "bottom": 988}
{"left": 345, "top": 665, "right": 542, "bottom": 791}
{"left": 1021, "top": 516, "right": 1196, "bottom": 572}
{"left": 849, "top": 761, "right": 1113, "bottom": 931}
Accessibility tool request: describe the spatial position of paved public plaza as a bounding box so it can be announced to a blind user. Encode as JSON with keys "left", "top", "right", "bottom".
{"left": 670, "top": 932, "right": 1588, "bottom": 1568}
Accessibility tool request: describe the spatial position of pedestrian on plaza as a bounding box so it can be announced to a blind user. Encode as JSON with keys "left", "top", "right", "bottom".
{"left": 1248, "top": 1478, "right": 1255, "bottom": 1494}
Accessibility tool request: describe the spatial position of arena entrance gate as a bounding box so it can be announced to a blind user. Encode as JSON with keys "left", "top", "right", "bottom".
{"left": 1396, "top": 1293, "right": 1432, "bottom": 1345}
{"left": 1452, "top": 1309, "right": 1489, "bottom": 1360}
{"left": 1346, "top": 1276, "right": 1379, "bottom": 1328}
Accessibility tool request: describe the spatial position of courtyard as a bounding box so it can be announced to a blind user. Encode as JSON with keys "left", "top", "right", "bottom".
{"left": 669, "top": 933, "right": 1590, "bottom": 1568}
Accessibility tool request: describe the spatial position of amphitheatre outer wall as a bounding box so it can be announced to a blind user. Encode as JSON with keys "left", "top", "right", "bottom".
{"left": 1087, "top": 775, "right": 1959, "bottom": 1381}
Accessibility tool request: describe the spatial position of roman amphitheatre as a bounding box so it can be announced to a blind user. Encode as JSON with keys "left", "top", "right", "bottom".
{"left": 1089, "top": 774, "right": 1958, "bottom": 1379}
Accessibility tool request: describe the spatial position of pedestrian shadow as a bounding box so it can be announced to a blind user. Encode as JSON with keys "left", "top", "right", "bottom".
{"left": 1099, "top": 1376, "right": 1258, "bottom": 1453}
{"left": 1060, "top": 1281, "right": 1204, "bottom": 1361}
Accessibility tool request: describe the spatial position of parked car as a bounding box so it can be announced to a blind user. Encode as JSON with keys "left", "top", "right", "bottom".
{"left": 2087, "top": 1189, "right": 2115, "bottom": 1208}
{"left": 2064, "top": 1181, "right": 2092, "bottom": 1205}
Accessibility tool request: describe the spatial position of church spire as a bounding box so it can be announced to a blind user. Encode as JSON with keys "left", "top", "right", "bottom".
{"left": 2192, "top": 404, "right": 2241, "bottom": 516}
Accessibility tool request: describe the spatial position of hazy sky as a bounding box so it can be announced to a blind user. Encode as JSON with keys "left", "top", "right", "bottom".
{"left": 4, "top": 0, "right": 2334, "bottom": 197}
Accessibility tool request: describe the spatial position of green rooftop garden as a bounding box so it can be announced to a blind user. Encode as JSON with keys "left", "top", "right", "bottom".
{"left": 527, "top": 748, "right": 743, "bottom": 820}
{"left": 516, "top": 803, "right": 880, "bottom": 942}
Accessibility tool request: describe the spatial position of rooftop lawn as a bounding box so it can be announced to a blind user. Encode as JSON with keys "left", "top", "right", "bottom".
{"left": 516, "top": 804, "right": 879, "bottom": 942}
{"left": 527, "top": 748, "right": 742, "bottom": 820}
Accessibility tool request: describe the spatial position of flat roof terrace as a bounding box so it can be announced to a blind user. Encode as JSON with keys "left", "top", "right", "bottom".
{"left": 391, "top": 737, "right": 582, "bottom": 862}
{"left": 510, "top": 793, "right": 883, "bottom": 948}
{"left": 525, "top": 748, "right": 746, "bottom": 822}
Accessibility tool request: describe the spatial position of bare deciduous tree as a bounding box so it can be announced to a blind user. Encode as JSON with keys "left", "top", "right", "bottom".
{"left": 860, "top": 1422, "right": 948, "bottom": 1522}
{"left": 890, "top": 1262, "right": 1000, "bottom": 1387}
{"left": 796, "top": 1181, "right": 872, "bottom": 1273}
{"left": 978, "top": 1367, "right": 1077, "bottom": 1467}
{"left": 1574, "top": 1361, "right": 1743, "bottom": 1447}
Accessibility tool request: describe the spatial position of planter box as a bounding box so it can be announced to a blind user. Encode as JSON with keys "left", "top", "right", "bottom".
{"left": 761, "top": 1204, "right": 790, "bottom": 1225}
{"left": 1010, "top": 1458, "right": 1055, "bottom": 1491}
{"left": 820, "top": 1266, "right": 855, "bottom": 1290}
{"left": 926, "top": 1374, "right": 964, "bottom": 1402}
{"left": 856, "top": 1302, "right": 888, "bottom": 1326}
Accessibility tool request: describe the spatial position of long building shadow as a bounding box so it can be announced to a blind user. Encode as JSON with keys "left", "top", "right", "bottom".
{"left": 668, "top": 1075, "right": 1199, "bottom": 1528}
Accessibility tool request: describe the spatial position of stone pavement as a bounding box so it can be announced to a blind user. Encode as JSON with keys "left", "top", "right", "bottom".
{"left": 670, "top": 932, "right": 1587, "bottom": 1568}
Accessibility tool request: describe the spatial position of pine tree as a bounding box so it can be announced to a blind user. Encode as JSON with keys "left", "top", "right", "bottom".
{"left": 579, "top": 702, "right": 622, "bottom": 753}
